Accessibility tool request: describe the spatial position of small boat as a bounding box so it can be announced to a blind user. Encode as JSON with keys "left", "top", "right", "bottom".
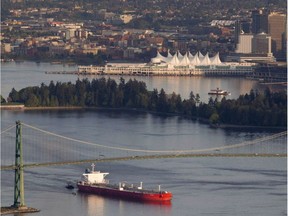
{"left": 208, "top": 88, "right": 230, "bottom": 96}
{"left": 77, "top": 164, "right": 172, "bottom": 202}
{"left": 66, "top": 181, "right": 75, "bottom": 189}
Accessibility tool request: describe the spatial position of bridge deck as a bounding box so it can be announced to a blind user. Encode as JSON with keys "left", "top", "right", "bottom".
{"left": 1, "top": 153, "right": 286, "bottom": 170}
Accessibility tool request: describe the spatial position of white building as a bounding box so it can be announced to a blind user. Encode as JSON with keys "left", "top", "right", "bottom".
{"left": 78, "top": 50, "right": 256, "bottom": 76}
{"left": 233, "top": 31, "right": 275, "bottom": 62}
{"left": 235, "top": 34, "right": 253, "bottom": 54}
{"left": 150, "top": 51, "right": 222, "bottom": 66}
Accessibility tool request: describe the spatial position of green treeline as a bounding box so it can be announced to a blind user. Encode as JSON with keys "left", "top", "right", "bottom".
{"left": 7, "top": 78, "right": 287, "bottom": 127}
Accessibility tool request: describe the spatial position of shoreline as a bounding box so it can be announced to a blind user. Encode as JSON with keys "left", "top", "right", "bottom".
{"left": 2, "top": 105, "right": 286, "bottom": 131}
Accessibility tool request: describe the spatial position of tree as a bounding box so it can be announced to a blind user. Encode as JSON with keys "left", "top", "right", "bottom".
{"left": 195, "top": 94, "right": 200, "bottom": 106}
{"left": 189, "top": 91, "right": 195, "bottom": 103}
{"left": 209, "top": 113, "right": 219, "bottom": 124}
{"left": 168, "top": 92, "right": 182, "bottom": 113}
{"left": 25, "top": 94, "right": 40, "bottom": 107}
{"left": 8, "top": 88, "right": 19, "bottom": 102}
{"left": 49, "top": 81, "right": 56, "bottom": 95}
{"left": 249, "top": 89, "right": 255, "bottom": 101}
{"left": 39, "top": 83, "right": 50, "bottom": 106}
{"left": 85, "top": 91, "right": 94, "bottom": 106}
{"left": 0, "top": 95, "right": 6, "bottom": 103}
{"left": 50, "top": 95, "right": 59, "bottom": 106}
{"left": 75, "top": 79, "right": 87, "bottom": 106}
{"left": 6, "top": 79, "right": 286, "bottom": 127}
{"left": 148, "top": 89, "right": 158, "bottom": 111}
{"left": 157, "top": 88, "right": 168, "bottom": 112}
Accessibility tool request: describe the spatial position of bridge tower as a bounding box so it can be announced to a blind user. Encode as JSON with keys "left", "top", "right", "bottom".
{"left": 12, "top": 121, "right": 26, "bottom": 209}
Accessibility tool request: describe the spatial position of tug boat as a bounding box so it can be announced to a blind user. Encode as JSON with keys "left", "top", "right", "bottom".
{"left": 208, "top": 88, "right": 230, "bottom": 96}
{"left": 65, "top": 181, "right": 75, "bottom": 189}
{"left": 77, "top": 164, "right": 172, "bottom": 202}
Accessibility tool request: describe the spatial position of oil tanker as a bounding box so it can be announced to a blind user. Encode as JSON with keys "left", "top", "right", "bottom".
{"left": 77, "top": 164, "right": 172, "bottom": 202}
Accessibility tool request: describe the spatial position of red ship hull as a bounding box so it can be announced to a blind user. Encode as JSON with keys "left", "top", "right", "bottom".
{"left": 77, "top": 183, "right": 172, "bottom": 202}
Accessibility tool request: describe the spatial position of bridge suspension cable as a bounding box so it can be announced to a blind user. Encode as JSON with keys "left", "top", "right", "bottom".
{"left": 21, "top": 123, "right": 287, "bottom": 154}
{"left": 1, "top": 122, "right": 286, "bottom": 171}
{"left": 0, "top": 124, "right": 16, "bottom": 135}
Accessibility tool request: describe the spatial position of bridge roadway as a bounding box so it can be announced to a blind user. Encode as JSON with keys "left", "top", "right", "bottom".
{"left": 1, "top": 153, "right": 286, "bottom": 170}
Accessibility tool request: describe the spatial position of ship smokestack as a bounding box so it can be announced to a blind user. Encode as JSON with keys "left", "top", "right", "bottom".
{"left": 138, "top": 182, "right": 143, "bottom": 190}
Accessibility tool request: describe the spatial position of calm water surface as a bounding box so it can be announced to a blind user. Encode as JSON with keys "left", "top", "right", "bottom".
{"left": 1, "top": 61, "right": 281, "bottom": 102}
{"left": 0, "top": 62, "right": 287, "bottom": 216}
{"left": 1, "top": 110, "right": 286, "bottom": 216}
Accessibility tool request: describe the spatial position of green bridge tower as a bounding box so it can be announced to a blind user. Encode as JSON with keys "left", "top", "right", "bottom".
{"left": 13, "top": 121, "right": 26, "bottom": 209}
{"left": 1, "top": 121, "right": 39, "bottom": 214}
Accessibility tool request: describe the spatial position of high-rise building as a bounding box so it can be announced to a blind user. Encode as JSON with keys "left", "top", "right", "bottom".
{"left": 252, "top": 33, "right": 272, "bottom": 55}
{"left": 241, "top": 22, "right": 251, "bottom": 34}
{"left": 268, "top": 12, "right": 287, "bottom": 58}
{"left": 282, "top": 31, "right": 287, "bottom": 59}
{"left": 252, "top": 9, "right": 269, "bottom": 34}
{"left": 234, "top": 20, "right": 251, "bottom": 46}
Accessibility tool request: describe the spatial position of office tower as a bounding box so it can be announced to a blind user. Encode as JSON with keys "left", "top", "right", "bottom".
{"left": 281, "top": 31, "right": 287, "bottom": 59}
{"left": 234, "top": 20, "right": 251, "bottom": 46}
{"left": 252, "top": 33, "right": 272, "bottom": 55}
{"left": 234, "top": 20, "right": 241, "bottom": 46}
{"left": 252, "top": 9, "right": 269, "bottom": 34}
{"left": 268, "top": 12, "right": 287, "bottom": 58}
{"left": 241, "top": 21, "right": 251, "bottom": 33}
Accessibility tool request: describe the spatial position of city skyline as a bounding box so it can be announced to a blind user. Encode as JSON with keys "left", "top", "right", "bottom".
{"left": 1, "top": 0, "right": 287, "bottom": 63}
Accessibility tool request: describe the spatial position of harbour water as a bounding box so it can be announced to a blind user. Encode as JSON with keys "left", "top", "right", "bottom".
{"left": 1, "top": 61, "right": 287, "bottom": 216}
{"left": 1, "top": 61, "right": 282, "bottom": 102}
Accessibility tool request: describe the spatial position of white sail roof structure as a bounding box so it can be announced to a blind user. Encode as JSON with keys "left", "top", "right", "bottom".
{"left": 179, "top": 53, "right": 191, "bottom": 66}
{"left": 177, "top": 51, "right": 184, "bottom": 61}
{"left": 150, "top": 51, "right": 223, "bottom": 66}
{"left": 166, "top": 50, "right": 173, "bottom": 61}
{"left": 151, "top": 51, "right": 167, "bottom": 63}
{"left": 168, "top": 53, "right": 180, "bottom": 65}
{"left": 200, "top": 53, "right": 211, "bottom": 65}
{"left": 209, "top": 52, "right": 222, "bottom": 65}
{"left": 188, "top": 51, "right": 194, "bottom": 61}
{"left": 190, "top": 54, "right": 201, "bottom": 65}
{"left": 156, "top": 51, "right": 167, "bottom": 61}
{"left": 198, "top": 51, "right": 205, "bottom": 61}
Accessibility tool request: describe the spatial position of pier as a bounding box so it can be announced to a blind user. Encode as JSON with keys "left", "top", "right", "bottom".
{"left": 45, "top": 70, "right": 252, "bottom": 77}
{"left": 45, "top": 71, "right": 79, "bottom": 75}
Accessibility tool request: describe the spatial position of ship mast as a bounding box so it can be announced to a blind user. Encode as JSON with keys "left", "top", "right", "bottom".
{"left": 91, "top": 163, "right": 95, "bottom": 172}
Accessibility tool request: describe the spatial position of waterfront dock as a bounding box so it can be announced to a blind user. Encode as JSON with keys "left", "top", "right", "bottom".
{"left": 45, "top": 71, "right": 79, "bottom": 74}
{"left": 1, "top": 206, "right": 40, "bottom": 215}
{"left": 0, "top": 104, "right": 25, "bottom": 110}
{"left": 45, "top": 70, "right": 251, "bottom": 76}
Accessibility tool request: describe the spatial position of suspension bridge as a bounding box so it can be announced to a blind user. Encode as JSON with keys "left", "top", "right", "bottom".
{"left": 0, "top": 121, "right": 287, "bottom": 213}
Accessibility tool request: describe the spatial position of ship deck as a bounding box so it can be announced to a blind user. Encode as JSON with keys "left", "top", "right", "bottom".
{"left": 79, "top": 182, "right": 168, "bottom": 194}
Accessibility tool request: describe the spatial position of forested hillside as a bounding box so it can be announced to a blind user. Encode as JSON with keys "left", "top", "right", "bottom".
{"left": 6, "top": 78, "right": 287, "bottom": 127}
